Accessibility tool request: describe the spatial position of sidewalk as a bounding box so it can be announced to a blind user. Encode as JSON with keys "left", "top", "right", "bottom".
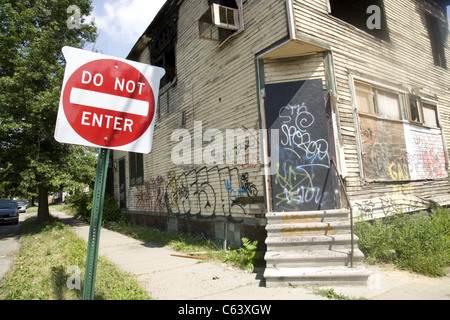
{"left": 51, "top": 210, "right": 450, "bottom": 300}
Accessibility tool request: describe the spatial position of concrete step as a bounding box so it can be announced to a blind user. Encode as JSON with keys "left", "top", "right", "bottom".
{"left": 266, "top": 220, "right": 352, "bottom": 237}
{"left": 264, "top": 266, "right": 371, "bottom": 287}
{"left": 264, "top": 249, "right": 365, "bottom": 268}
{"left": 266, "top": 209, "right": 350, "bottom": 223}
{"left": 265, "top": 234, "right": 359, "bottom": 251}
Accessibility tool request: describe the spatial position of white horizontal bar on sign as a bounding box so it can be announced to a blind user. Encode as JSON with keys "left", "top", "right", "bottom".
{"left": 70, "top": 87, "right": 149, "bottom": 117}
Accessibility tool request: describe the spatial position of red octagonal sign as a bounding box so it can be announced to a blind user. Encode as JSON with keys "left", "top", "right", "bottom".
{"left": 55, "top": 47, "right": 165, "bottom": 153}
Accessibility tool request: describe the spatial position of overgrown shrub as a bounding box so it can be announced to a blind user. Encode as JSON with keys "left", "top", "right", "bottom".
{"left": 66, "top": 191, "right": 91, "bottom": 222}
{"left": 68, "top": 192, "right": 125, "bottom": 224}
{"left": 355, "top": 207, "right": 450, "bottom": 277}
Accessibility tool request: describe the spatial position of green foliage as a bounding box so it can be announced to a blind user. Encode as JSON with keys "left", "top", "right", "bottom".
{"left": 67, "top": 191, "right": 125, "bottom": 224}
{"left": 355, "top": 208, "right": 450, "bottom": 277}
{"left": 66, "top": 191, "right": 91, "bottom": 221}
{"left": 0, "top": 217, "right": 150, "bottom": 300}
{"left": 223, "top": 237, "right": 262, "bottom": 272}
{"left": 0, "top": 0, "right": 98, "bottom": 217}
{"left": 313, "top": 288, "right": 367, "bottom": 300}
{"left": 102, "top": 194, "right": 126, "bottom": 223}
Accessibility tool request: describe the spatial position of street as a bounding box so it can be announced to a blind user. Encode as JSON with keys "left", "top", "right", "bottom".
{"left": 0, "top": 213, "right": 30, "bottom": 283}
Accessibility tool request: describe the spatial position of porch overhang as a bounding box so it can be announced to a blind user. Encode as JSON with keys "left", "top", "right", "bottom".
{"left": 257, "top": 36, "right": 330, "bottom": 60}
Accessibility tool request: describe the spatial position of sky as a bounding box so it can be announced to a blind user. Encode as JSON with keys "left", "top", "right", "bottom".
{"left": 83, "top": 1, "right": 450, "bottom": 59}
{"left": 85, "top": 0, "right": 167, "bottom": 58}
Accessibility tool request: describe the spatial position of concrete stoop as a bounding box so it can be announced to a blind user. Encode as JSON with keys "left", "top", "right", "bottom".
{"left": 264, "top": 209, "right": 371, "bottom": 287}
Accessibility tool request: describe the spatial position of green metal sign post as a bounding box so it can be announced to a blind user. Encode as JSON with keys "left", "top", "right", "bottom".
{"left": 82, "top": 148, "right": 110, "bottom": 300}
{"left": 55, "top": 47, "right": 165, "bottom": 300}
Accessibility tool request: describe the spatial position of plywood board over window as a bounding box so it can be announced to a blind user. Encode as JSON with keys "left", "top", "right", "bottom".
{"left": 354, "top": 80, "right": 448, "bottom": 182}
{"left": 359, "top": 114, "right": 409, "bottom": 182}
{"left": 422, "top": 103, "right": 439, "bottom": 128}
{"left": 404, "top": 124, "right": 448, "bottom": 180}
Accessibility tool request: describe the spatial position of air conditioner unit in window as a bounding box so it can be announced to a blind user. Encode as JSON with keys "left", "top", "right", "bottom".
{"left": 199, "top": 2, "right": 243, "bottom": 45}
{"left": 212, "top": 3, "right": 240, "bottom": 30}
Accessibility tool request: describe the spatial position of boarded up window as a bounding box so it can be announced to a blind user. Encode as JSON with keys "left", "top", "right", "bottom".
{"left": 356, "top": 81, "right": 448, "bottom": 182}
{"left": 359, "top": 115, "right": 408, "bottom": 182}
{"left": 422, "top": 103, "right": 439, "bottom": 128}
{"left": 355, "top": 82, "right": 375, "bottom": 115}
{"left": 405, "top": 125, "right": 447, "bottom": 180}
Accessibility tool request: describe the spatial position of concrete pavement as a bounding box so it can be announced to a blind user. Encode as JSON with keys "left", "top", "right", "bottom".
{"left": 50, "top": 210, "right": 450, "bottom": 300}
{"left": 0, "top": 223, "right": 20, "bottom": 285}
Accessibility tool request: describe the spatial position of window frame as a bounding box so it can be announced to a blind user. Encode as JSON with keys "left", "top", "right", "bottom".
{"left": 129, "top": 152, "right": 144, "bottom": 187}
{"left": 422, "top": 102, "right": 440, "bottom": 128}
{"left": 327, "top": 0, "right": 390, "bottom": 41}
{"left": 148, "top": 9, "right": 179, "bottom": 88}
{"left": 199, "top": 0, "right": 244, "bottom": 45}
{"left": 424, "top": 13, "right": 447, "bottom": 69}
{"left": 354, "top": 80, "right": 403, "bottom": 121}
{"left": 407, "top": 95, "right": 423, "bottom": 124}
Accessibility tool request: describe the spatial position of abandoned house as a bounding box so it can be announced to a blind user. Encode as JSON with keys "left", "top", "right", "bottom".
{"left": 109, "top": 0, "right": 450, "bottom": 285}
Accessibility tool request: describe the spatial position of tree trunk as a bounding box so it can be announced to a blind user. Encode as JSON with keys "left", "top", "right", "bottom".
{"left": 38, "top": 184, "right": 50, "bottom": 223}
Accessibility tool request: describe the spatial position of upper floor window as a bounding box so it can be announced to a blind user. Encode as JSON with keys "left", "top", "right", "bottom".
{"left": 149, "top": 9, "right": 178, "bottom": 87}
{"left": 354, "top": 81, "right": 401, "bottom": 120}
{"left": 199, "top": 0, "right": 244, "bottom": 45}
{"left": 425, "top": 13, "right": 447, "bottom": 69}
{"left": 328, "top": 0, "right": 390, "bottom": 41}
{"left": 422, "top": 103, "right": 439, "bottom": 128}
{"left": 355, "top": 80, "right": 440, "bottom": 128}
{"left": 408, "top": 95, "right": 422, "bottom": 123}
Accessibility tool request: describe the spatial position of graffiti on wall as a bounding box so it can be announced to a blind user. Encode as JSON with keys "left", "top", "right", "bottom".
{"left": 127, "top": 166, "right": 260, "bottom": 223}
{"left": 359, "top": 116, "right": 448, "bottom": 182}
{"left": 354, "top": 183, "right": 427, "bottom": 220}
{"left": 164, "top": 166, "right": 259, "bottom": 223}
{"left": 280, "top": 213, "right": 338, "bottom": 237}
{"left": 359, "top": 115, "right": 409, "bottom": 181}
{"left": 406, "top": 126, "right": 447, "bottom": 180}
{"left": 265, "top": 79, "right": 337, "bottom": 212}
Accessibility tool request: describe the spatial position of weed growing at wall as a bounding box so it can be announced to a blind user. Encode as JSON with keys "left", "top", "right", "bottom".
{"left": 355, "top": 207, "right": 450, "bottom": 277}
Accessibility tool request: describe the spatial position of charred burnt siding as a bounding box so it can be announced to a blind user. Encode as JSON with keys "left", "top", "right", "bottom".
{"left": 113, "top": 0, "right": 288, "bottom": 248}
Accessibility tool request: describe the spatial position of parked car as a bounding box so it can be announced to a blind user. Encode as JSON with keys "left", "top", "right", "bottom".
{"left": 17, "top": 201, "right": 27, "bottom": 213}
{"left": 0, "top": 199, "right": 19, "bottom": 225}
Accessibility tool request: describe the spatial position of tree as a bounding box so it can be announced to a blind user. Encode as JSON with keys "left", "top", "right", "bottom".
{"left": 0, "top": 0, "right": 98, "bottom": 222}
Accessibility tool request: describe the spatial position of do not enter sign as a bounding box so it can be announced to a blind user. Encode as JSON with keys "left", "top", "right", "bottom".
{"left": 55, "top": 46, "right": 165, "bottom": 153}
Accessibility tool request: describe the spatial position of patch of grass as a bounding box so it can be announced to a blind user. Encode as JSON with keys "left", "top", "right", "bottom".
{"left": 0, "top": 216, "right": 150, "bottom": 300}
{"left": 355, "top": 207, "right": 450, "bottom": 277}
{"left": 313, "top": 288, "right": 367, "bottom": 300}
